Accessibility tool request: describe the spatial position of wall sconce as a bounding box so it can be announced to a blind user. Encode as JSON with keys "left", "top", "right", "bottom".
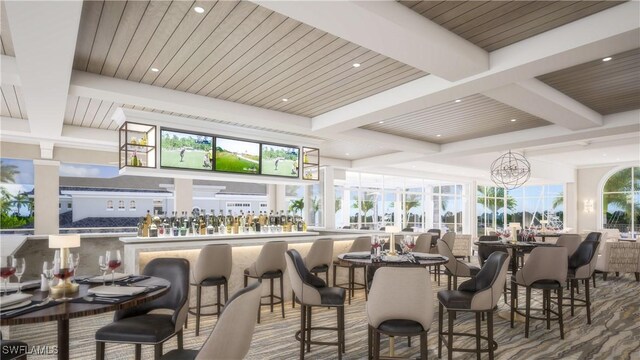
{"left": 583, "top": 199, "right": 594, "bottom": 213}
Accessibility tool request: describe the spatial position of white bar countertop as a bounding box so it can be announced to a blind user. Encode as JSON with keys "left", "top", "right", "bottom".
{"left": 120, "top": 231, "right": 319, "bottom": 244}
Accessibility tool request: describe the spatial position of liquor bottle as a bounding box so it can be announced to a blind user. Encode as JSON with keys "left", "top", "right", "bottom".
{"left": 142, "top": 210, "right": 151, "bottom": 237}
{"left": 226, "top": 210, "right": 233, "bottom": 234}
{"left": 137, "top": 217, "right": 144, "bottom": 237}
{"left": 259, "top": 211, "right": 266, "bottom": 226}
{"left": 172, "top": 213, "right": 179, "bottom": 236}
{"left": 149, "top": 221, "right": 158, "bottom": 237}
{"left": 280, "top": 210, "right": 287, "bottom": 228}
{"left": 207, "top": 211, "right": 214, "bottom": 235}
{"left": 303, "top": 151, "right": 309, "bottom": 164}
{"left": 232, "top": 212, "right": 239, "bottom": 234}
{"left": 180, "top": 212, "right": 187, "bottom": 236}
{"left": 297, "top": 215, "right": 304, "bottom": 232}
{"left": 269, "top": 210, "right": 276, "bottom": 226}
{"left": 246, "top": 211, "right": 253, "bottom": 228}
{"left": 199, "top": 214, "right": 206, "bottom": 235}
{"left": 239, "top": 210, "right": 245, "bottom": 234}
{"left": 131, "top": 151, "right": 140, "bottom": 167}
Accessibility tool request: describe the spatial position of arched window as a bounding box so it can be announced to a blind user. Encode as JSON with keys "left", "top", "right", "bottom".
{"left": 129, "top": 200, "right": 136, "bottom": 210}
{"left": 602, "top": 167, "right": 640, "bottom": 235}
{"left": 118, "top": 200, "right": 125, "bottom": 210}
{"left": 106, "top": 200, "right": 113, "bottom": 210}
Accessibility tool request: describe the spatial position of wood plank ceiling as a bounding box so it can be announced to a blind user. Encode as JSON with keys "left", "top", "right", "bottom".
{"left": 537, "top": 48, "right": 640, "bottom": 115}
{"left": 72, "top": 0, "right": 427, "bottom": 118}
{"left": 360, "top": 94, "right": 551, "bottom": 143}
{"left": 1, "top": 85, "right": 27, "bottom": 119}
{"left": 0, "top": 2, "right": 15, "bottom": 56}
{"left": 399, "top": 1, "right": 625, "bottom": 51}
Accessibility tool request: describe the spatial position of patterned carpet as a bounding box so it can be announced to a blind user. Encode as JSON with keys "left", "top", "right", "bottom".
{"left": 3, "top": 272, "right": 639, "bottom": 360}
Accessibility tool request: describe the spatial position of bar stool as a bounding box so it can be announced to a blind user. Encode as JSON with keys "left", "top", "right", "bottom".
{"left": 438, "top": 233, "right": 480, "bottom": 290}
{"left": 566, "top": 239, "right": 600, "bottom": 324}
{"left": 189, "top": 244, "right": 232, "bottom": 336}
{"left": 367, "top": 267, "right": 432, "bottom": 360}
{"left": 510, "top": 247, "right": 567, "bottom": 339}
{"left": 286, "top": 249, "right": 346, "bottom": 360}
{"left": 244, "top": 241, "right": 288, "bottom": 323}
{"left": 333, "top": 236, "right": 370, "bottom": 305}
{"left": 293, "top": 238, "right": 335, "bottom": 308}
{"left": 438, "top": 252, "right": 510, "bottom": 360}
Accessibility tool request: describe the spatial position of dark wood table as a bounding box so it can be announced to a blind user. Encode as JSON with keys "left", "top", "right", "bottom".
{"left": 474, "top": 240, "right": 559, "bottom": 272}
{"left": 535, "top": 233, "right": 563, "bottom": 242}
{"left": 337, "top": 251, "right": 449, "bottom": 268}
{"left": 1, "top": 277, "right": 170, "bottom": 360}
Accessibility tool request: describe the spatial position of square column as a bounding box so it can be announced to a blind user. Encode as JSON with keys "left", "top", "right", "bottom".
{"left": 174, "top": 178, "right": 193, "bottom": 214}
{"left": 34, "top": 160, "right": 59, "bottom": 235}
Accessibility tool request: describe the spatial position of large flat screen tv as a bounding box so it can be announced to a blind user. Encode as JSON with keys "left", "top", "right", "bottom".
{"left": 260, "top": 143, "right": 300, "bottom": 178}
{"left": 215, "top": 137, "right": 260, "bottom": 174}
{"left": 160, "top": 129, "right": 213, "bottom": 171}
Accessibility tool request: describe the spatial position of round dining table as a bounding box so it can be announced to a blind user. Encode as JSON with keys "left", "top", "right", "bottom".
{"left": 1, "top": 277, "right": 170, "bottom": 360}
{"left": 474, "top": 240, "right": 558, "bottom": 272}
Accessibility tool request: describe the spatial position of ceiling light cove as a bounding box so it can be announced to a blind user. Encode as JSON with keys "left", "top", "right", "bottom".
{"left": 602, "top": 57, "right": 612, "bottom": 62}
{"left": 194, "top": 6, "right": 205, "bottom": 13}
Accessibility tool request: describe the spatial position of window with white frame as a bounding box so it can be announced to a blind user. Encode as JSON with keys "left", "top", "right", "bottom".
{"left": 106, "top": 200, "right": 114, "bottom": 211}
{"left": 118, "top": 200, "right": 125, "bottom": 210}
{"left": 129, "top": 200, "right": 136, "bottom": 210}
{"left": 602, "top": 167, "right": 640, "bottom": 235}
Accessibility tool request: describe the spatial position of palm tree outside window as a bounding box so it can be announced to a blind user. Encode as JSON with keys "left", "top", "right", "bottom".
{"left": 602, "top": 167, "right": 640, "bottom": 235}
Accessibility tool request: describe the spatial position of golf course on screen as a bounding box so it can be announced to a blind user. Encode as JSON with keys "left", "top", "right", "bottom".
{"left": 215, "top": 138, "right": 259, "bottom": 174}
{"left": 261, "top": 144, "right": 299, "bottom": 177}
{"left": 161, "top": 130, "right": 213, "bottom": 170}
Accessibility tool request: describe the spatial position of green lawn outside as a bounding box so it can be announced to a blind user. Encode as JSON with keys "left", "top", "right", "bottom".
{"left": 161, "top": 149, "right": 212, "bottom": 170}
{"left": 215, "top": 151, "right": 259, "bottom": 173}
{"left": 261, "top": 158, "right": 298, "bottom": 177}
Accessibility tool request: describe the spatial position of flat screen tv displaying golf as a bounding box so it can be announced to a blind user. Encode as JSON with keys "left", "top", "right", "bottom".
{"left": 215, "top": 137, "right": 260, "bottom": 174}
{"left": 160, "top": 129, "right": 213, "bottom": 171}
{"left": 260, "top": 144, "right": 300, "bottom": 178}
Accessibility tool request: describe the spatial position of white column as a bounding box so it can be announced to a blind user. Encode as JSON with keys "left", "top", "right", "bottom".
{"left": 275, "top": 184, "right": 287, "bottom": 212}
{"left": 469, "top": 181, "right": 477, "bottom": 237}
{"left": 324, "top": 167, "right": 335, "bottom": 229}
{"left": 267, "top": 184, "right": 277, "bottom": 211}
{"left": 174, "top": 178, "right": 193, "bottom": 214}
{"left": 34, "top": 160, "right": 59, "bottom": 235}
{"left": 565, "top": 180, "right": 578, "bottom": 231}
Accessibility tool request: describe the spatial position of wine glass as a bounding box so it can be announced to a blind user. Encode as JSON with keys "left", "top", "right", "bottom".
{"left": 69, "top": 253, "right": 80, "bottom": 284}
{"left": 53, "top": 255, "right": 73, "bottom": 301}
{"left": 13, "top": 258, "right": 25, "bottom": 294}
{"left": 106, "top": 250, "right": 122, "bottom": 286}
{"left": 1, "top": 256, "right": 16, "bottom": 293}
{"left": 404, "top": 236, "right": 416, "bottom": 253}
{"left": 42, "top": 261, "right": 55, "bottom": 299}
{"left": 98, "top": 255, "right": 109, "bottom": 286}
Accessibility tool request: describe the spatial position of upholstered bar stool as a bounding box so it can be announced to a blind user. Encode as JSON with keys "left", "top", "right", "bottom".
{"left": 584, "top": 232, "right": 602, "bottom": 288}
{"left": 333, "top": 236, "right": 370, "bottom": 305}
{"left": 292, "top": 238, "right": 335, "bottom": 308}
{"left": 510, "top": 247, "right": 567, "bottom": 339}
{"left": 286, "top": 250, "right": 346, "bottom": 360}
{"left": 160, "top": 282, "right": 262, "bottom": 360}
{"left": 244, "top": 241, "right": 288, "bottom": 323}
{"left": 438, "top": 233, "right": 480, "bottom": 290}
{"left": 414, "top": 233, "right": 434, "bottom": 253}
{"left": 367, "top": 267, "right": 432, "bottom": 360}
{"left": 566, "top": 239, "right": 600, "bottom": 324}
{"left": 189, "top": 244, "right": 232, "bottom": 336}
{"left": 438, "top": 252, "right": 510, "bottom": 360}
{"left": 556, "top": 234, "right": 581, "bottom": 257}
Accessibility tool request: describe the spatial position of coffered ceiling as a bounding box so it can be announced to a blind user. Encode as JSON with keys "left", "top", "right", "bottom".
{"left": 399, "top": 1, "right": 625, "bottom": 51}
{"left": 0, "top": 85, "right": 26, "bottom": 119}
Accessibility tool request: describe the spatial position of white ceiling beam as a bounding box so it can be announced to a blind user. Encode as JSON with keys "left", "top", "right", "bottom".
{"left": 351, "top": 152, "right": 426, "bottom": 169}
{"left": 340, "top": 128, "right": 439, "bottom": 154}
{"left": 310, "top": 1, "right": 640, "bottom": 133}
{"left": 253, "top": 0, "right": 488, "bottom": 81}
{"left": 4, "top": 0, "right": 82, "bottom": 138}
{"left": 483, "top": 79, "right": 603, "bottom": 130}
{"left": 0, "top": 55, "right": 20, "bottom": 86}
{"left": 523, "top": 136, "right": 640, "bottom": 158}
{"left": 69, "top": 70, "right": 313, "bottom": 134}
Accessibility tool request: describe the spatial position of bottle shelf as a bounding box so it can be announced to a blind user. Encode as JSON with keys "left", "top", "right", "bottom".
{"left": 302, "top": 147, "right": 319, "bottom": 181}
{"left": 119, "top": 122, "right": 157, "bottom": 169}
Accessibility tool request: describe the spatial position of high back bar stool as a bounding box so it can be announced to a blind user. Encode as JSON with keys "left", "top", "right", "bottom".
{"left": 333, "top": 236, "right": 371, "bottom": 305}
{"left": 243, "top": 241, "right": 288, "bottom": 323}
{"left": 566, "top": 239, "right": 600, "bottom": 324}
{"left": 438, "top": 252, "right": 510, "bottom": 360}
{"left": 292, "top": 238, "right": 335, "bottom": 308}
{"left": 555, "top": 234, "right": 581, "bottom": 258}
{"left": 510, "top": 247, "right": 568, "bottom": 339}
{"left": 367, "top": 267, "right": 433, "bottom": 360}
{"left": 438, "top": 233, "right": 480, "bottom": 290}
{"left": 286, "top": 249, "right": 346, "bottom": 360}
{"left": 413, "top": 233, "right": 434, "bottom": 253}
{"left": 189, "top": 244, "right": 232, "bottom": 336}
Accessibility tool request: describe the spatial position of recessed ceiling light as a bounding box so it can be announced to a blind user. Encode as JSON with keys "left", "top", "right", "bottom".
{"left": 194, "top": 6, "right": 205, "bottom": 13}
{"left": 603, "top": 153, "right": 607, "bottom": 157}
{"left": 510, "top": 119, "right": 517, "bottom": 122}
{"left": 282, "top": 98, "right": 288, "bottom": 102}
{"left": 379, "top": 121, "right": 384, "bottom": 124}
{"left": 602, "top": 57, "right": 612, "bottom": 62}
{"left": 150, "top": 67, "right": 159, "bottom": 72}
{"left": 352, "top": 63, "right": 361, "bottom": 68}
{"left": 345, "top": 153, "right": 350, "bottom": 156}
{"left": 454, "top": 99, "right": 461, "bottom": 103}
{"left": 436, "top": 134, "right": 441, "bottom": 137}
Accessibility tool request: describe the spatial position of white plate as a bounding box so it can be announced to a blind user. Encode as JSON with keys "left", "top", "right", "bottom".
{"left": 87, "top": 273, "right": 130, "bottom": 283}
{"left": 88, "top": 285, "right": 146, "bottom": 297}
{"left": 0, "top": 299, "right": 32, "bottom": 312}
{"left": 0, "top": 293, "right": 32, "bottom": 307}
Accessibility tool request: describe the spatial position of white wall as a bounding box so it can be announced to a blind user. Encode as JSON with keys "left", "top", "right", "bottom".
{"left": 576, "top": 165, "right": 618, "bottom": 231}
{"left": 71, "top": 196, "right": 157, "bottom": 221}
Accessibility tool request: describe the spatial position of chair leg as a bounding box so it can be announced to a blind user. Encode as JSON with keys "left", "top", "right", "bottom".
{"left": 333, "top": 264, "right": 337, "bottom": 287}
{"left": 525, "top": 287, "right": 531, "bottom": 338}
{"left": 558, "top": 287, "right": 564, "bottom": 340}
{"left": 177, "top": 329, "right": 183, "bottom": 350}
{"left": 438, "top": 303, "right": 443, "bottom": 359}
{"left": 447, "top": 273, "right": 452, "bottom": 290}
{"left": 154, "top": 343, "right": 163, "bottom": 360}
{"left": 570, "top": 279, "right": 575, "bottom": 316}
{"left": 270, "top": 278, "right": 275, "bottom": 313}
{"left": 216, "top": 284, "right": 221, "bottom": 316}
{"left": 325, "top": 270, "right": 329, "bottom": 285}
{"left": 545, "top": 290, "right": 551, "bottom": 330}
{"left": 453, "top": 275, "right": 458, "bottom": 290}
{"left": 420, "top": 332, "right": 428, "bottom": 360}
{"left": 338, "top": 306, "right": 345, "bottom": 357}
{"left": 475, "top": 312, "right": 482, "bottom": 360}
{"left": 407, "top": 336, "right": 411, "bottom": 347}
{"left": 306, "top": 306, "right": 312, "bottom": 353}
{"left": 195, "top": 285, "right": 202, "bottom": 336}
{"left": 363, "top": 267, "right": 368, "bottom": 301}
{"left": 280, "top": 274, "right": 285, "bottom": 319}
{"left": 368, "top": 326, "right": 372, "bottom": 360}
{"left": 224, "top": 281, "right": 229, "bottom": 303}
{"left": 603, "top": 273, "right": 608, "bottom": 281}
{"left": 373, "top": 328, "right": 381, "bottom": 360}
{"left": 487, "top": 311, "right": 495, "bottom": 360}
{"left": 134, "top": 344, "right": 141, "bottom": 360}
{"left": 510, "top": 282, "right": 516, "bottom": 328}
{"left": 636, "top": 272, "right": 640, "bottom": 282}
{"left": 244, "top": 274, "right": 248, "bottom": 287}
{"left": 300, "top": 304, "right": 306, "bottom": 360}
{"left": 592, "top": 273, "right": 596, "bottom": 288}
{"left": 96, "top": 341, "right": 105, "bottom": 360}
{"left": 585, "top": 277, "right": 591, "bottom": 325}
{"left": 447, "top": 310, "right": 454, "bottom": 360}
{"left": 348, "top": 267, "right": 353, "bottom": 305}
{"left": 292, "top": 290, "right": 296, "bottom": 308}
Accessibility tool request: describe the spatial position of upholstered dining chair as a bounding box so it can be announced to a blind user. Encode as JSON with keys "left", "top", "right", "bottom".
{"left": 438, "top": 252, "right": 510, "bottom": 360}
{"left": 244, "top": 241, "right": 288, "bottom": 323}
{"left": 596, "top": 241, "right": 640, "bottom": 282}
{"left": 159, "top": 282, "right": 262, "bottom": 360}
{"left": 413, "top": 233, "right": 434, "bottom": 253}
{"left": 333, "top": 236, "right": 370, "bottom": 304}
{"left": 567, "top": 239, "right": 600, "bottom": 324}
{"left": 556, "top": 234, "right": 582, "bottom": 258}
{"left": 292, "top": 238, "right": 335, "bottom": 308}
{"left": 0, "top": 332, "right": 27, "bottom": 360}
{"left": 438, "top": 233, "right": 480, "bottom": 290}
{"left": 510, "top": 247, "right": 568, "bottom": 339}
{"left": 189, "top": 244, "right": 232, "bottom": 336}
{"left": 367, "top": 267, "right": 433, "bottom": 360}
{"left": 96, "top": 258, "right": 190, "bottom": 360}
{"left": 286, "top": 249, "right": 346, "bottom": 360}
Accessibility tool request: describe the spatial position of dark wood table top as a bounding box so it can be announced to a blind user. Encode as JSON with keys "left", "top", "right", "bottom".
{"left": 337, "top": 251, "right": 449, "bottom": 267}
{"left": 1, "top": 277, "right": 170, "bottom": 326}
